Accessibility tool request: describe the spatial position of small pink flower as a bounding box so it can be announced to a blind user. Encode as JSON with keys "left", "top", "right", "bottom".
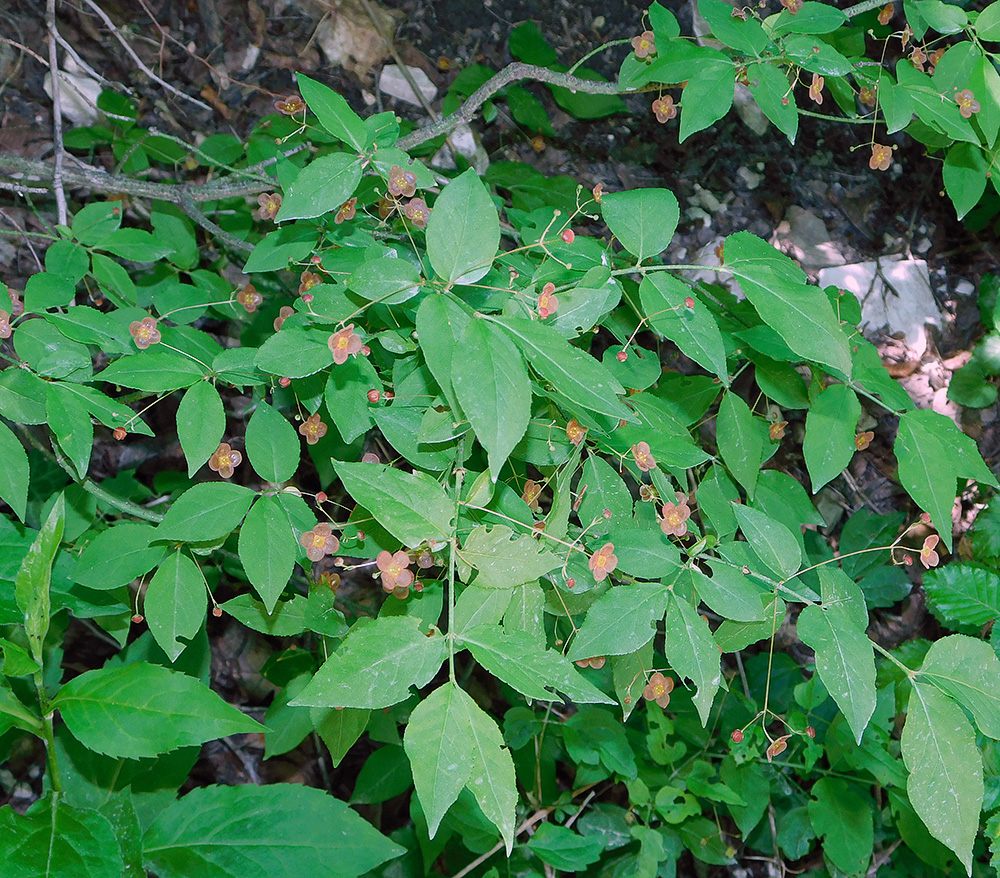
{"left": 588, "top": 542, "right": 618, "bottom": 582}
{"left": 328, "top": 324, "right": 363, "bottom": 365}
{"left": 660, "top": 493, "right": 691, "bottom": 538}
{"left": 273, "top": 305, "right": 295, "bottom": 331}
{"left": 538, "top": 282, "right": 558, "bottom": 319}
{"left": 652, "top": 96, "right": 677, "bottom": 123}
{"left": 566, "top": 419, "right": 586, "bottom": 446}
{"left": 208, "top": 442, "right": 242, "bottom": 478}
{"left": 298, "top": 270, "right": 321, "bottom": 295}
{"left": 955, "top": 89, "right": 980, "bottom": 119}
{"left": 0, "top": 310, "right": 11, "bottom": 339}
{"left": 643, "top": 671, "right": 674, "bottom": 708}
{"left": 920, "top": 534, "right": 941, "bottom": 569}
{"left": 256, "top": 192, "right": 282, "bottom": 221}
{"left": 377, "top": 550, "right": 414, "bottom": 591}
{"left": 808, "top": 73, "right": 824, "bottom": 106}
{"left": 869, "top": 143, "right": 892, "bottom": 171}
{"left": 403, "top": 198, "right": 430, "bottom": 229}
{"left": 236, "top": 284, "right": 263, "bottom": 313}
{"left": 632, "top": 441, "right": 657, "bottom": 472}
{"left": 631, "top": 31, "right": 656, "bottom": 59}
{"left": 387, "top": 165, "right": 417, "bottom": 198}
{"left": 299, "top": 413, "right": 328, "bottom": 445}
{"left": 129, "top": 316, "right": 161, "bottom": 349}
{"left": 274, "top": 94, "right": 305, "bottom": 115}
{"left": 335, "top": 198, "right": 357, "bottom": 224}
{"left": 300, "top": 522, "right": 340, "bottom": 561}
{"left": 522, "top": 479, "right": 542, "bottom": 511}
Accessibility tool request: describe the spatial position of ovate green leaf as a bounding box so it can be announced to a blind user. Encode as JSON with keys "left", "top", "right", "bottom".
{"left": 426, "top": 168, "right": 500, "bottom": 285}
{"left": 803, "top": 384, "right": 861, "bottom": 491}
{"left": 662, "top": 592, "right": 721, "bottom": 725}
{"left": 602, "top": 188, "right": 679, "bottom": 262}
{"left": 176, "top": 381, "right": 225, "bottom": 478}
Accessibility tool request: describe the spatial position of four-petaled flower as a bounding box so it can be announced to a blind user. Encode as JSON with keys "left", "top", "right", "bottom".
{"left": 808, "top": 73, "right": 824, "bottom": 105}
{"left": 328, "top": 324, "right": 363, "bottom": 364}
{"left": 855, "top": 430, "right": 875, "bottom": 450}
{"left": 766, "top": 735, "right": 790, "bottom": 762}
{"left": 877, "top": 2, "right": 894, "bottom": 25}
{"left": 920, "top": 534, "right": 941, "bottom": 569}
{"left": 781, "top": 0, "right": 802, "bottom": 13}
{"left": 335, "top": 197, "right": 357, "bottom": 224}
{"left": 910, "top": 45, "right": 927, "bottom": 71}
{"left": 652, "top": 95, "right": 677, "bottom": 123}
{"left": 256, "top": 192, "right": 282, "bottom": 221}
{"left": 0, "top": 310, "right": 11, "bottom": 339}
{"left": 404, "top": 198, "right": 430, "bottom": 228}
{"left": 387, "top": 165, "right": 418, "bottom": 198}
{"left": 538, "top": 282, "right": 558, "bottom": 319}
{"left": 631, "top": 31, "right": 656, "bottom": 59}
{"left": 769, "top": 420, "right": 787, "bottom": 441}
{"left": 632, "top": 441, "right": 657, "bottom": 472}
{"left": 236, "top": 284, "right": 263, "bottom": 313}
{"left": 660, "top": 492, "right": 691, "bottom": 537}
{"left": 574, "top": 656, "right": 606, "bottom": 669}
{"left": 300, "top": 522, "right": 340, "bottom": 561}
{"left": 566, "top": 419, "right": 587, "bottom": 446}
{"left": 377, "top": 550, "right": 414, "bottom": 592}
{"left": 208, "top": 442, "right": 242, "bottom": 478}
{"left": 522, "top": 479, "right": 542, "bottom": 511}
{"left": 643, "top": 671, "right": 674, "bottom": 708}
{"left": 869, "top": 143, "right": 892, "bottom": 171}
{"left": 588, "top": 542, "right": 618, "bottom": 582}
{"left": 129, "top": 316, "right": 161, "bottom": 349}
{"left": 274, "top": 94, "right": 305, "bottom": 115}
{"left": 859, "top": 86, "right": 877, "bottom": 107}
{"left": 298, "top": 270, "right": 321, "bottom": 295}
{"left": 273, "top": 305, "right": 295, "bottom": 331}
{"left": 955, "top": 89, "right": 980, "bottom": 118}
{"left": 299, "top": 412, "right": 328, "bottom": 445}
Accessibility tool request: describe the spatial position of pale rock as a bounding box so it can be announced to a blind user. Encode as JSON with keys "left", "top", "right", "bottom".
{"left": 818, "top": 257, "right": 940, "bottom": 357}
{"left": 737, "top": 166, "right": 762, "bottom": 189}
{"left": 954, "top": 278, "right": 975, "bottom": 296}
{"left": 310, "top": 0, "right": 400, "bottom": 80}
{"left": 44, "top": 56, "right": 101, "bottom": 126}
{"left": 772, "top": 206, "right": 844, "bottom": 270}
{"left": 379, "top": 65, "right": 437, "bottom": 106}
{"left": 432, "top": 123, "right": 489, "bottom": 174}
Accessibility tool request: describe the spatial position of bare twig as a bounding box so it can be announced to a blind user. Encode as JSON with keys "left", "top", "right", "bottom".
{"left": 178, "top": 189, "right": 253, "bottom": 254}
{"left": 76, "top": 0, "right": 213, "bottom": 113}
{"left": 45, "top": 0, "right": 68, "bottom": 226}
{"left": 449, "top": 809, "right": 549, "bottom": 878}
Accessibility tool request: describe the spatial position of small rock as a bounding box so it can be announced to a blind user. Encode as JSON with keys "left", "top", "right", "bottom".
{"left": 954, "top": 279, "right": 975, "bottom": 296}
{"left": 737, "top": 166, "right": 762, "bottom": 189}
{"left": 379, "top": 65, "right": 437, "bottom": 106}
{"left": 773, "top": 206, "right": 844, "bottom": 270}
{"left": 914, "top": 237, "right": 932, "bottom": 254}
{"left": 818, "top": 257, "right": 939, "bottom": 357}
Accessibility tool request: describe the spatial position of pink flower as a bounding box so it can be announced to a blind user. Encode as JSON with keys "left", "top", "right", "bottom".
{"left": 955, "top": 89, "right": 980, "bottom": 118}
{"left": 538, "top": 282, "right": 558, "bottom": 319}
{"left": 632, "top": 441, "right": 657, "bottom": 472}
{"left": 129, "top": 316, "right": 161, "bottom": 349}
{"left": 256, "top": 192, "right": 282, "bottom": 221}
{"left": 660, "top": 493, "right": 691, "bottom": 538}
{"left": 377, "top": 550, "right": 414, "bottom": 592}
{"left": 920, "top": 534, "right": 941, "bottom": 569}
{"left": 328, "top": 324, "right": 363, "bottom": 364}
{"left": 631, "top": 31, "right": 656, "bottom": 59}
{"left": 300, "top": 522, "right": 340, "bottom": 561}
{"left": 298, "top": 413, "right": 328, "bottom": 445}
{"left": 588, "top": 542, "right": 618, "bottom": 582}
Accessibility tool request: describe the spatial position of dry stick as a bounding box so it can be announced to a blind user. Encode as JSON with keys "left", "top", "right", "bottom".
{"left": 45, "top": 0, "right": 68, "bottom": 226}
{"left": 449, "top": 809, "right": 550, "bottom": 878}
{"left": 76, "top": 0, "right": 213, "bottom": 113}
{"left": 178, "top": 189, "right": 253, "bottom": 254}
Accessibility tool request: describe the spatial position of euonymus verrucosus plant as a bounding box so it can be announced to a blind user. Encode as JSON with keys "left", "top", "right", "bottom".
{"left": 3, "top": 7, "right": 1000, "bottom": 878}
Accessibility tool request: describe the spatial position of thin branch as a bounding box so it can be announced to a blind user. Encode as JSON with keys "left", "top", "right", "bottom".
{"left": 178, "top": 189, "right": 253, "bottom": 254}
{"left": 45, "top": 0, "right": 68, "bottom": 226}
{"left": 76, "top": 0, "right": 213, "bottom": 113}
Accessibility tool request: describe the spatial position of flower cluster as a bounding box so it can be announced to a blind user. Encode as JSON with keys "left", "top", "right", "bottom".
{"left": 660, "top": 492, "right": 691, "bottom": 538}
{"left": 643, "top": 671, "right": 674, "bottom": 708}
{"left": 129, "top": 316, "right": 161, "bottom": 349}
{"left": 300, "top": 522, "right": 340, "bottom": 561}
{"left": 209, "top": 442, "right": 242, "bottom": 478}
{"left": 299, "top": 413, "right": 328, "bottom": 445}
{"left": 588, "top": 542, "right": 618, "bottom": 582}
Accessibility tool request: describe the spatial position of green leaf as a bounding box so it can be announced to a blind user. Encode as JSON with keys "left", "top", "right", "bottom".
{"left": 748, "top": 61, "right": 798, "bottom": 142}
{"left": 142, "top": 783, "right": 404, "bottom": 878}
{"left": 679, "top": 60, "right": 734, "bottom": 142}
{"left": 716, "top": 392, "right": 766, "bottom": 498}
{"left": 662, "top": 592, "right": 720, "bottom": 725}
{"left": 292, "top": 616, "right": 446, "bottom": 709}
{"left": 528, "top": 823, "right": 604, "bottom": 871}
{"left": 312, "top": 707, "right": 369, "bottom": 767}
{"left": 426, "top": 168, "right": 500, "bottom": 285}
{"left": 895, "top": 409, "right": 998, "bottom": 551}
{"left": 157, "top": 483, "right": 256, "bottom": 543}
{"left": 915, "top": 0, "right": 967, "bottom": 33}
{"left": 334, "top": 459, "right": 454, "bottom": 547}
{"left": 569, "top": 583, "right": 668, "bottom": 660}
{"left": 902, "top": 681, "right": 982, "bottom": 873}
{"left": 797, "top": 567, "right": 875, "bottom": 743}
{"left": 0, "top": 368, "right": 48, "bottom": 424}
{"left": 0, "top": 421, "right": 28, "bottom": 521}
{"left": 495, "top": 316, "right": 634, "bottom": 421}
{"left": 803, "top": 383, "right": 861, "bottom": 491}
{"left": 0, "top": 794, "right": 123, "bottom": 878}
{"left": 771, "top": 2, "right": 846, "bottom": 34}
{"left": 52, "top": 381, "right": 153, "bottom": 436}
{"left": 350, "top": 744, "right": 412, "bottom": 804}
{"left": 896, "top": 61, "right": 976, "bottom": 144}
{"left": 15, "top": 318, "right": 91, "bottom": 380}
{"left": 238, "top": 496, "right": 298, "bottom": 613}
{"left": 639, "top": 274, "right": 728, "bottom": 382}
{"left": 15, "top": 494, "right": 63, "bottom": 664}
{"left": 255, "top": 326, "right": 336, "bottom": 378}
{"left": 699, "top": 0, "right": 771, "bottom": 53}
{"left": 403, "top": 683, "right": 473, "bottom": 838}
{"left": 919, "top": 634, "right": 1000, "bottom": 738}
{"left": 245, "top": 402, "right": 299, "bottom": 483}
{"left": 176, "top": 381, "right": 225, "bottom": 478}
{"left": 578, "top": 457, "right": 634, "bottom": 538}
{"left": 601, "top": 188, "right": 679, "bottom": 262}
{"left": 296, "top": 73, "right": 367, "bottom": 150}
{"left": 943, "top": 142, "right": 989, "bottom": 221}
{"left": 978, "top": 0, "right": 1000, "bottom": 39}
{"left": 72, "top": 201, "right": 121, "bottom": 245}
{"left": 53, "top": 662, "right": 263, "bottom": 758}
{"left": 460, "top": 524, "right": 561, "bottom": 589}
{"left": 276, "top": 154, "right": 363, "bottom": 222}
{"left": 144, "top": 550, "right": 207, "bottom": 661}
{"left": 463, "top": 687, "right": 518, "bottom": 853}
{"left": 604, "top": 527, "right": 682, "bottom": 579}
{"left": 99, "top": 349, "right": 206, "bottom": 392}
{"left": 807, "top": 779, "right": 874, "bottom": 876}
{"left": 782, "top": 34, "right": 852, "bottom": 76}
{"left": 461, "top": 625, "right": 614, "bottom": 704}
{"left": 693, "top": 563, "right": 766, "bottom": 622}
{"left": 454, "top": 584, "right": 513, "bottom": 634}
{"left": 452, "top": 320, "right": 530, "bottom": 480}
{"left": 46, "top": 384, "right": 93, "bottom": 478}
{"left": 93, "top": 228, "right": 173, "bottom": 262}
{"left": 347, "top": 257, "right": 422, "bottom": 305}
{"left": 923, "top": 563, "right": 1000, "bottom": 633}
{"left": 242, "top": 224, "right": 315, "bottom": 273}
{"left": 725, "top": 231, "right": 852, "bottom": 376}
{"left": 968, "top": 57, "right": 1000, "bottom": 147}
{"left": 73, "top": 523, "right": 165, "bottom": 590}
{"left": 415, "top": 293, "right": 472, "bottom": 416}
